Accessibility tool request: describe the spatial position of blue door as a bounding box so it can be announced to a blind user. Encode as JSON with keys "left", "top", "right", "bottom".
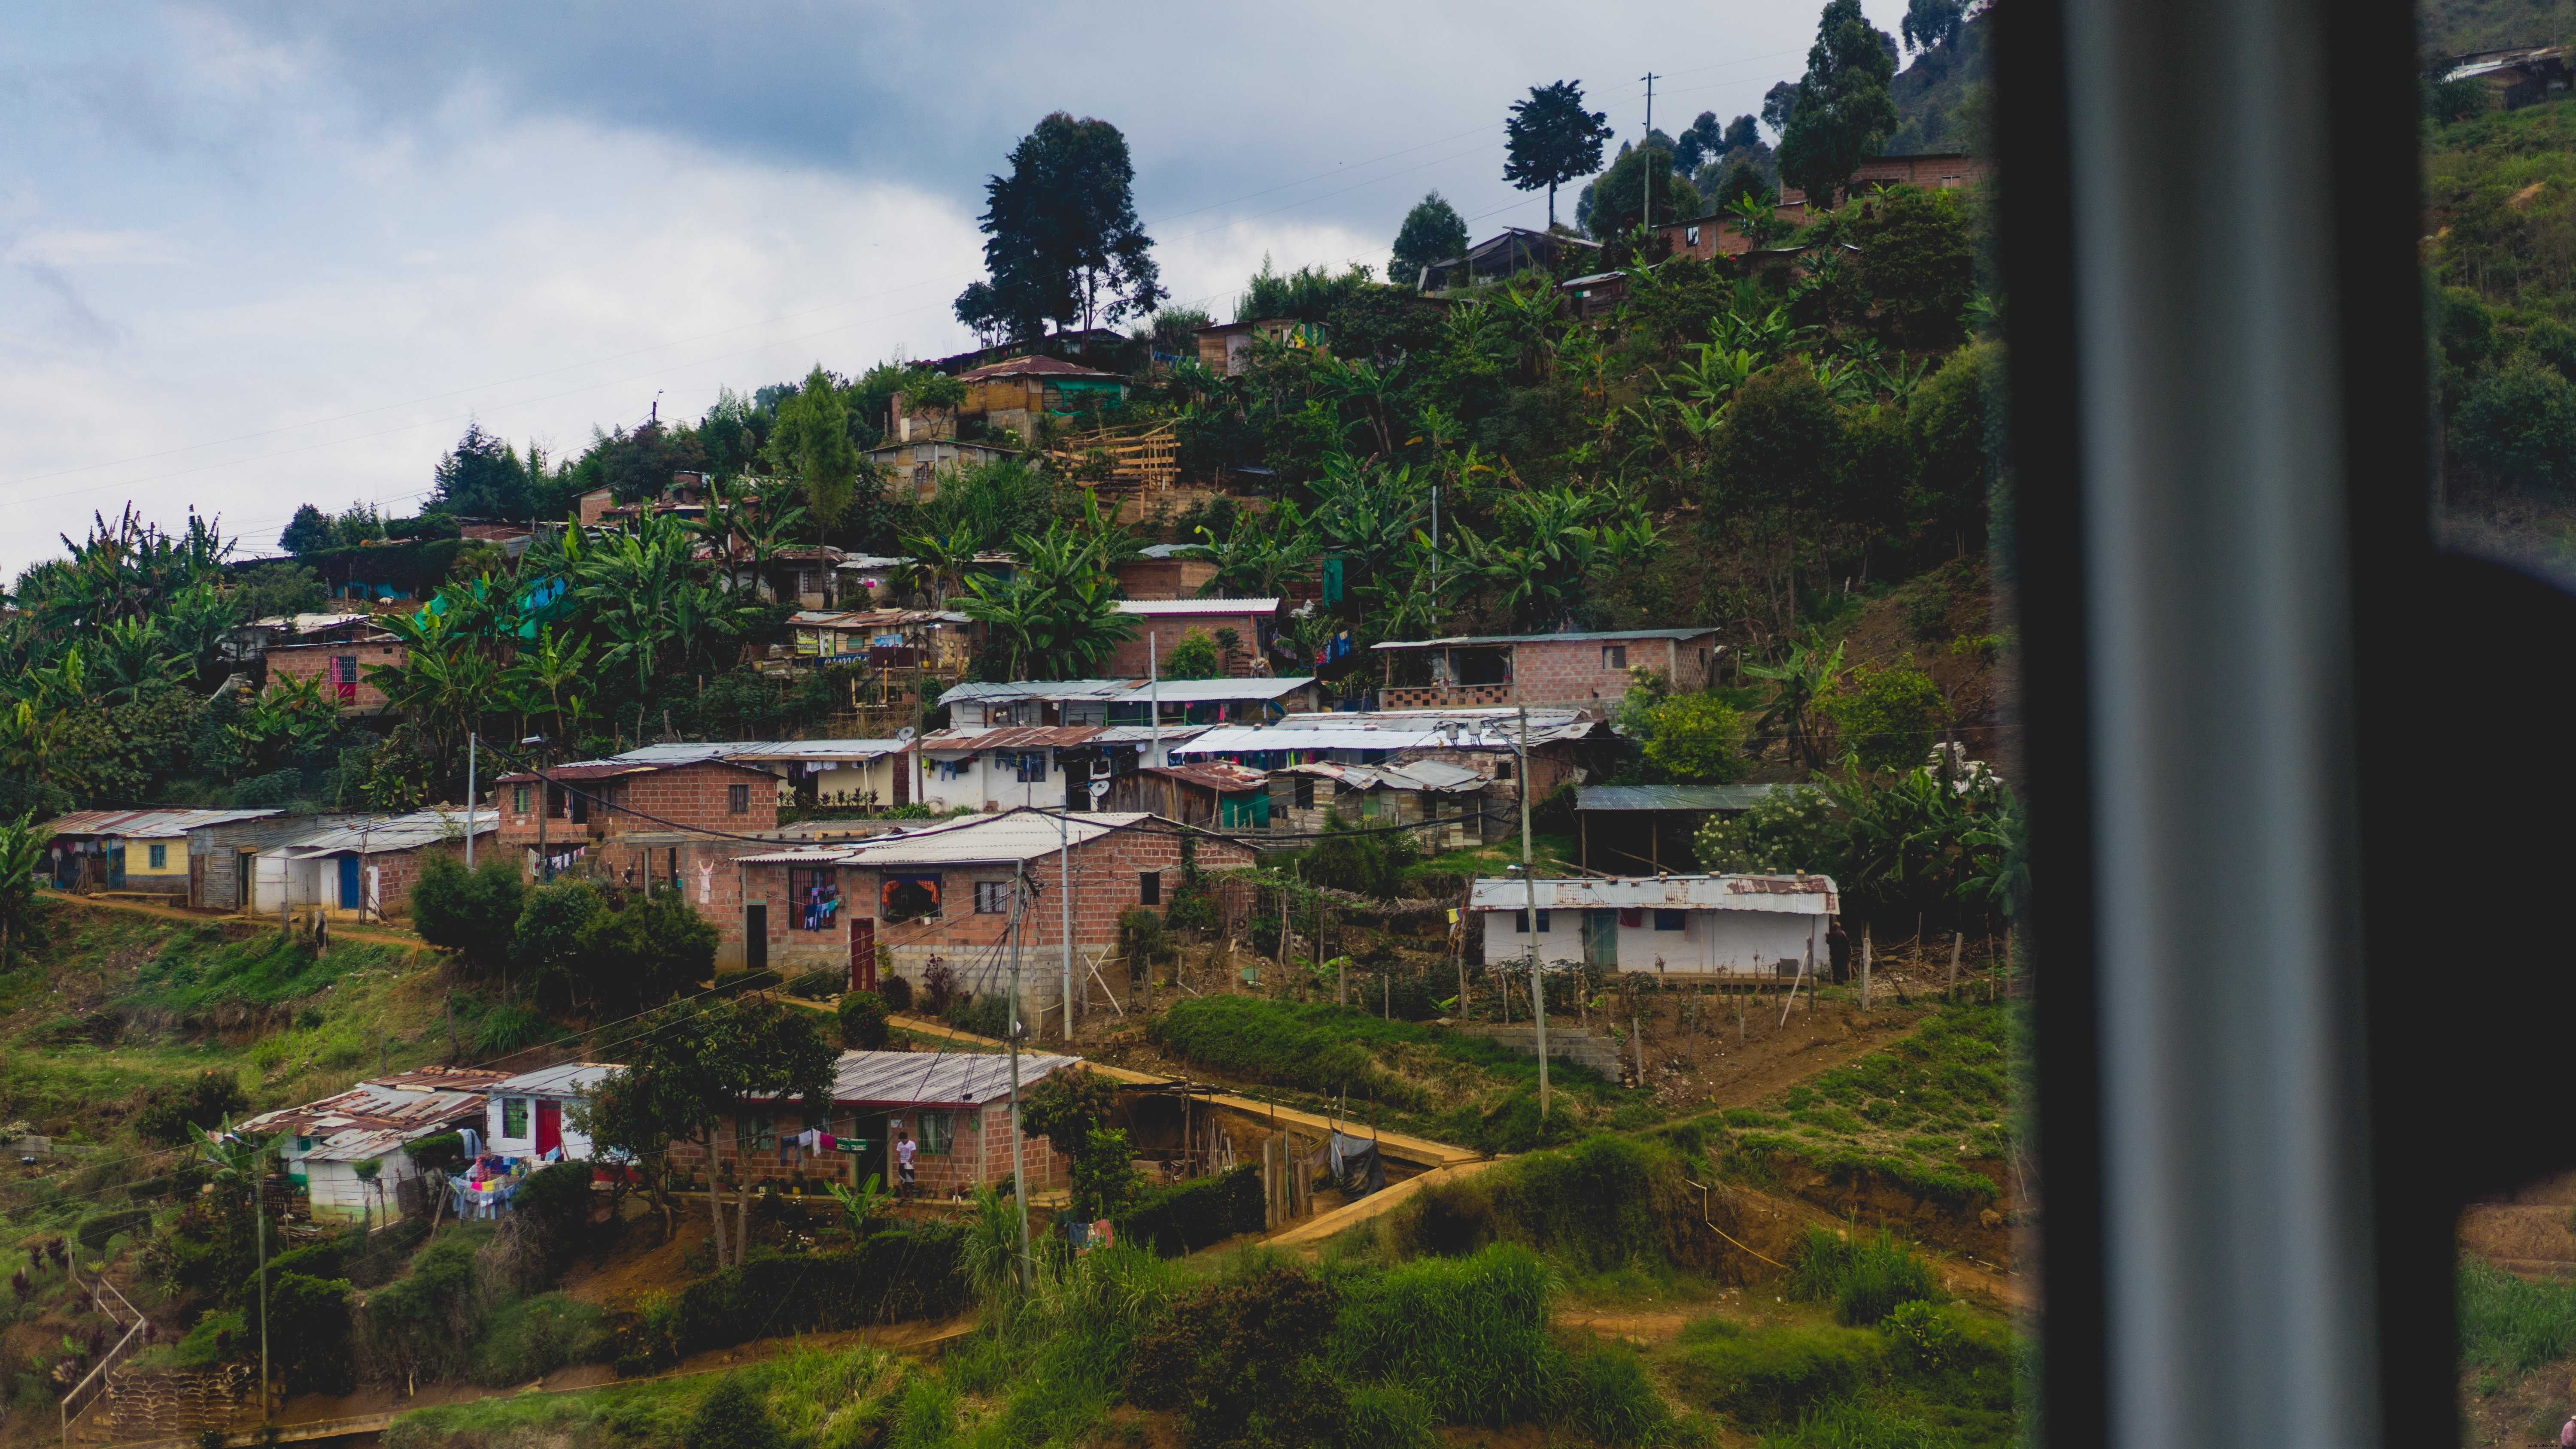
{"left": 337, "top": 856, "right": 361, "bottom": 909}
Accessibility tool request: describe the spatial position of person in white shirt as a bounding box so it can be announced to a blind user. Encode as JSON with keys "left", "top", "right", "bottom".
{"left": 894, "top": 1131, "right": 916, "bottom": 1197}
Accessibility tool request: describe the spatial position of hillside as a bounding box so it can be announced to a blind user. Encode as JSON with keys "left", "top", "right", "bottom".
{"left": 2421, "top": 0, "right": 2576, "bottom": 56}
{"left": 1887, "top": 9, "right": 1993, "bottom": 157}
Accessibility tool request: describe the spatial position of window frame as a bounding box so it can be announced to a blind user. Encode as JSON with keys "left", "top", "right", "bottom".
{"left": 973, "top": 880, "right": 1010, "bottom": 914}
{"left": 727, "top": 783, "right": 751, "bottom": 814}
{"left": 1139, "top": 870, "right": 1161, "bottom": 906}
{"left": 1510, "top": 909, "right": 1552, "bottom": 933}
{"left": 502, "top": 1097, "right": 530, "bottom": 1139}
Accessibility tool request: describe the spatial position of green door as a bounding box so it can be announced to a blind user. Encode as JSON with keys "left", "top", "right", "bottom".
{"left": 1583, "top": 910, "right": 1620, "bottom": 972}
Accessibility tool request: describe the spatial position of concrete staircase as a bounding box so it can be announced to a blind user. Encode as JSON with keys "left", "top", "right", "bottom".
{"left": 1453, "top": 1025, "right": 1625, "bottom": 1077}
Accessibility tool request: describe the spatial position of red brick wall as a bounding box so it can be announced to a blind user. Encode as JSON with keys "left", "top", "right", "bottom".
{"left": 669, "top": 1100, "right": 1071, "bottom": 1194}
{"left": 266, "top": 641, "right": 406, "bottom": 715}
{"left": 1109, "top": 610, "right": 1272, "bottom": 678}
{"left": 494, "top": 761, "right": 777, "bottom": 856}
{"left": 1379, "top": 635, "right": 1718, "bottom": 712}
{"left": 1114, "top": 558, "right": 1218, "bottom": 601}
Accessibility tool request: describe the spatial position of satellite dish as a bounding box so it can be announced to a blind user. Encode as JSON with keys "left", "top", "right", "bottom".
{"left": 894, "top": 727, "right": 917, "bottom": 744}
{"left": 1088, "top": 779, "right": 1111, "bottom": 801}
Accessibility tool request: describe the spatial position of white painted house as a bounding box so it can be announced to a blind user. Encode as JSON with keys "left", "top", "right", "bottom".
{"left": 237, "top": 1066, "right": 507, "bottom": 1222}
{"left": 1469, "top": 873, "right": 1838, "bottom": 977}
{"left": 484, "top": 1062, "right": 620, "bottom": 1161}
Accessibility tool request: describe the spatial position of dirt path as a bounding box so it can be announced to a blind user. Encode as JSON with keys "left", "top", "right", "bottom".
{"left": 46, "top": 890, "right": 431, "bottom": 952}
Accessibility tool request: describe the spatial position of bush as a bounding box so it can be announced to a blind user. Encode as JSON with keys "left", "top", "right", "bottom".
{"left": 511, "top": 1162, "right": 598, "bottom": 1284}
{"left": 76, "top": 1207, "right": 154, "bottom": 1253}
{"left": 472, "top": 1002, "right": 553, "bottom": 1056}
{"left": 268, "top": 1271, "right": 355, "bottom": 1394}
{"left": 1789, "top": 1227, "right": 1938, "bottom": 1326}
{"left": 1672, "top": 1319, "right": 1878, "bottom": 1425}
{"left": 785, "top": 969, "right": 844, "bottom": 1001}
{"left": 411, "top": 852, "right": 528, "bottom": 970}
{"left": 1817, "top": 658, "right": 1944, "bottom": 773}
{"left": 683, "top": 1375, "right": 785, "bottom": 1449}
{"left": 1880, "top": 1297, "right": 1956, "bottom": 1375}
{"left": 947, "top": 993, "right": 1010, "bottom": 1040}
{"left": 1121, "top": 1167, "right": 1264, "bottom": 1257}
{"left": 635, "top": 1229, "right": 966, "bottom": 1368}
{"left": 133, "top": 1072, "right": 249, "bottom": 1147}
{"left": 837, "top": 991, "right": 889, "bottom": 1050}
{"left": 470, "top": 1293, "right": 606, "bottom": 1385}
{"left": 1393, "top": 1175, "right": 1494, "bottom": 1258}
{"left": 1642, "top": 693, "right": 1750, "bottom": 783}
{"left": 1127, "top": 1261, "right": 1347, "bottom": 1447}
{"left": 1694, "top": 785, "right": 1844, "bottom": 876}
{"left": 1331, "top": 1244, "right": 1561, "bottom": 1428}
{"left": 404, "top": 1132, "right": 464, "bottom": 1170}
{"left": 878, "top": 974, "right": 913, "bottom": 1012}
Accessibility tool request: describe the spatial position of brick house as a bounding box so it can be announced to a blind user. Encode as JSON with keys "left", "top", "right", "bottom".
{"left": 1656, "top": 155, "right": 1996, "bottom": 264}
{"left": 1110, "top": 598, "right": 1282, "bottom": 679}
{"left": 729, "top": 811, "right": 1258, "bottom": 1011}
{"left": 1371, "top": 627, "right": 1722, "bottom": 713}
{"left": 491, "top": 757, "right": 777, "bottom": 882}
{"left": 1170, "top": 709, "right": 1610, "bottom": 844}
{"left": 1114, "top": 545, "right": 1219, "bottom": 600}
{"left": 255, "top": 809, "right": 498, "bottom": 921}
{"left": 264, "top": 634, "right": 407, "bottom": 714}
{"left": 669, "top": 1050, "right": 1085, "bottom": 1197}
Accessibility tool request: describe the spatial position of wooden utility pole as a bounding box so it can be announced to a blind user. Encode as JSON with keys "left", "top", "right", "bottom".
{"left": 1005, "top": 862, "right": 1032, "bottom": 1287}
{"left": 1520, "top": 706, "right": 1546, "bottom": 1119}
{"left": 1859, "top": 926, "right": 1874, "bottom": 1011}
{"left": 1947, "top": 932, "right": 1962, "bottom": 1000}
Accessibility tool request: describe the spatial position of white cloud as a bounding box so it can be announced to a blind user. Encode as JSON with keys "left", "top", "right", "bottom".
{"left": 5, "top": 229, "right": 190, "bottom": 267}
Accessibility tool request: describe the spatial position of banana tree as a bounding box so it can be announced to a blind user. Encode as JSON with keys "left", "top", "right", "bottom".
{"left": 1746, "top": 639, "right": 1845, "bottom": 769}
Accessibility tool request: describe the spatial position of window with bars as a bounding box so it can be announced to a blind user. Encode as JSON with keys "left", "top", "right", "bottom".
{"left": 975, "top": 880, "right": 1011, "bottom": 914}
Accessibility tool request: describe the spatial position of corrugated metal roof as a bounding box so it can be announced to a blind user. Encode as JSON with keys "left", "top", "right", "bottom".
{"left": 490, "top": 1062, "right": 621, "bottom": 1097}
{"left": 734, "top": 847, "right": 865, "bottom": 864}
{"left": 1127, "top": 677, "right": 1316, "bottom": 703}
{"left": 1173, "top": 713, "right": 1594, "bottom": 755}
{"left": 612, "top": 740, "right": 909, "bottom": 766}
{"left": 1467, "top": 873, "right": 1837, "bottom": 914}
{"left": 1116, "top": 598, "right": 1282, "bottom": 616}
{"left": 938, "top": 676, "right": 1315, "bottom": 707}
{"left": 957, "top": 355, "right": 1121, "bottom": 380}
{"left": 821, "top": 1050, "right": 1085, "bottom": 1106}
{"left": 44, "top": 808, "right": 285, "bottom": 839}
{"left": 1142, "top": 763, "right": 1271, "bottom": 792}
{"left": 843, "top": 812, "right": 1150, "bottom": 866}
{"left": 1371, "top": 627, "right": 1721, "bottom": 649}
{"left": 939, "top": 679, "right": 1131, "bottom": 705}
{"left": 1284, "top": 760, "right": 1489, "bottom": 793}
{"left": 268, "top": 809, "right": 495, "bottom": 855}
{"left": 240, "top": 1080, "right": 495, "bottom": 1138}
{"left": 492, "top": 757, "right": 768, "bottom": 785}
{"left": 918, "top": 726, "right": 1104, "bottom": 752}
{"left": 1576, "top": 785, "right": 1790, "bottom": 812}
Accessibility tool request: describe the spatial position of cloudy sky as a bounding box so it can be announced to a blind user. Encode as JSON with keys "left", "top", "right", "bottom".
{"left": 0, "top": 1, "right": 1911, "bottom": 571}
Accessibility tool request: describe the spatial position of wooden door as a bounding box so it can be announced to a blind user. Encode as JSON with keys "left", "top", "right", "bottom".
{"left": 850, "top": 918, "right": 876, "bottom": 992}
{"left": 744, "top": 903, "right": 767, "bottom": 974}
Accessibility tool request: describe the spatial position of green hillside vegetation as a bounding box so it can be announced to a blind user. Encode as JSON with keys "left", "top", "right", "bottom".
{"left": 2424, "top": 95, "right": 2576, "bottom": 574}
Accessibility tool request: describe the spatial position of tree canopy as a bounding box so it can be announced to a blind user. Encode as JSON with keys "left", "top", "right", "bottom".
{"left": 958, "top": 112, "right": 1165, "bottom": 340}
{"left": 1503, "top": 81, "right": 1614, "bottom": 228}
{"left": 1390, "top": 192, "right": 1470, "bottom": 288}
{"left": 1778, "top": 0, "right": 1901, "bottom": 207}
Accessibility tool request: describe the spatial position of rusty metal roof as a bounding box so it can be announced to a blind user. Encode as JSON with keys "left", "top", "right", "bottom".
{"left": 491, "top": 757, "right": 770, "bottom": 785}
{"left": 238, "top": 1080, "right": 494, "bottom": 1140}
{"left": 489, "top": 1063, "right": 621, "bottom": 1098}
{"left": 43, "top": 808, "right": 284, "bottom": 839}
{"left": 1142, "top": 763, "right": 1270, "bottom": 793}
{"left": 1467, "top": 873, "right": 1838, "bottom": 914}
{"left": 917, "top": 726, "right": 1104, "bottom": 752}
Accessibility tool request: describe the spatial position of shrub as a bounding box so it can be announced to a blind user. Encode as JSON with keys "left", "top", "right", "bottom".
{"left": 1479, "top": 1134, "right": 1673, "bottom": 1274}
{"left": 471, "top": 1002, "right": 553, "bottom": 1056}
{"left": 1671, "top": 1319, "right": 1878, "bottom": 1425}
{"left": 76, "top": 1207, "right": 153, "bottom": 1254}
{"left": 1562, "top": 1340, "right": 1687, "bottom": 1447}
{"left": 786, "top": 970, "right": 844, "bottom": 1001}
{"left": 268, "top": 1271, "right": 355, "bottom": 1394}
{"left": 134, "top": 1072, "right": 249, "bottom": 1147}
{"left": 645, "top": 1229, "right": 966, "bottom": 1366}
{"left": 947, "top": 992, "right": 1010, "bottom": 1040}
{"left": 1121, "top": 1166, "right": 1264, "bottom": 1256}
{"left": 410, "top": 852, "right": 528, "bottom": 970}
{"left": 1069, "top": 1127, "right": 1143, "bottom": 1222}
{"left": 878, "top": 974, "right": 913, "bottom": 1012}
{"left": 1642, "top": 692, "right": 1750, "bottom": 783}
{"left": 1331, "top": 1244, "right": 1561, "bottom": 1428}
{"left": 510, "top": 1162, "right": 598, "bottom": 1284}
{"left": 683, "top": 1375, "right": 785, "bottom": 1449}
{"left": 1392, "top": 1175, "right": 1494, "bottom": 1258}
{"left": 1790, "top": 1227, "right": 1937, "bottom": 1326}
{"left": 1817, "top": 658, "right": 1944, "bottom": 774}
{"left": 1881, "top": 1297, "right": 1956, "bottom": 1375}
{"left": 470, "top": 1293, "right": 605, "bottom": 1385}
{"left": 404, "top": 1132, "right": 464, "bottom": 1170}
{"left": 1127, "top": 1261, "right": 1347, "bottom": 1446}
{"left": 837, "top": 991, "right": 890, "bottom": 1050}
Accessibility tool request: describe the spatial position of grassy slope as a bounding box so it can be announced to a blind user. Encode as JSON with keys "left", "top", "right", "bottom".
{"left": 2422, "top": 0, "right": 2576, "bottom": 55}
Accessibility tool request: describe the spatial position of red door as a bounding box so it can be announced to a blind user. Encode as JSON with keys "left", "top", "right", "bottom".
{"left": 850, "top": 919, "right": 876, "bottom": 993}
{"left": 535, "top": 1101, "right": 562, "bottom": 1157}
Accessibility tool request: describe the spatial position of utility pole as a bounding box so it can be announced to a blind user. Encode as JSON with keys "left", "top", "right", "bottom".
{"left": 1060, "top": 809, "right": 1075, "bottom": 1041}
{"left": 1520, "top": 706, "right": 1547, "bottom": 1119}
{"left": 1642, "top": 73, "right": 1660, "bottom": 233}
{"left": 464, "top": 732, "right": 477, "bottom": 868}
{"left": 1005, "top": 861, "right": 1032, "bottom": 1287}
{"left": 1148, "top": 633, "right": 1161, "bottom": 770}
{"left": 255, "top": 1143, "right": 269, "bottom": 1422}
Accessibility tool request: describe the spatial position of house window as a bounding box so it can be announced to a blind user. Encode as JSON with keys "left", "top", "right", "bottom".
{"left": 147, "top": 843, "right": 167, "bottom": 869}
{"left": 1602, "top": 644, "right": 1628, "bottom": 670}
{"left": 934, "top": 758, "right": 972, "bottom": 780}
{"left": 330, "top": 655, "right": 358, "bottom": 704}
{"left": 916, "top": 1110, "right": 954, "bottom": 1156}
{"left": 974, "top": 880, "right": 1011, "bottom": 914}
{"left": 503, "top": 1098, "right": 530, "bottom": 1138}
{"left": 1686, "top": 224, "right": 1702, "bottom": 246}
{"left": 1293, "top": 776, "right": 1315, "bottom": 809}
{"left": 789, "top": 867, "right": 841, "bottom": 931}
{"left": 1495, "top": 760, "right": 1513, "bottom": 781}
{"left": 1139, "top": 870, "right": 1161, "bottom": 905}
{"left": 728, "top": 784, "right": 750, "bottom": 814}
{"left": 736, "top": 1114, "right": 777, "bottom": 1152}
{"left": 1618, "top": 907, "right": 1644, "bottom": 928}
{"left": 1512, "top": 910, "right": 1553, "bottom": 933}
{"left": 1006, "top": 752, "right": 1049, "bottom": 783}
{"left": 1653, "top": 909, "right": 1687, "bottom": 932}
{"left": 513, "top": 784, "right": 532, "bottom": 814}
{"left": 296, "top": 1135, "right": 315, "bottom": 1153}
{"left": 882, "top": 874, "right": 942, "bottom": 923}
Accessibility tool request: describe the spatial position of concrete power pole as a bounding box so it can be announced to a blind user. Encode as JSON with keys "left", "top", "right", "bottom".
{"left": 1520, "top": 706, "right": 1547, "bottom": 1119}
